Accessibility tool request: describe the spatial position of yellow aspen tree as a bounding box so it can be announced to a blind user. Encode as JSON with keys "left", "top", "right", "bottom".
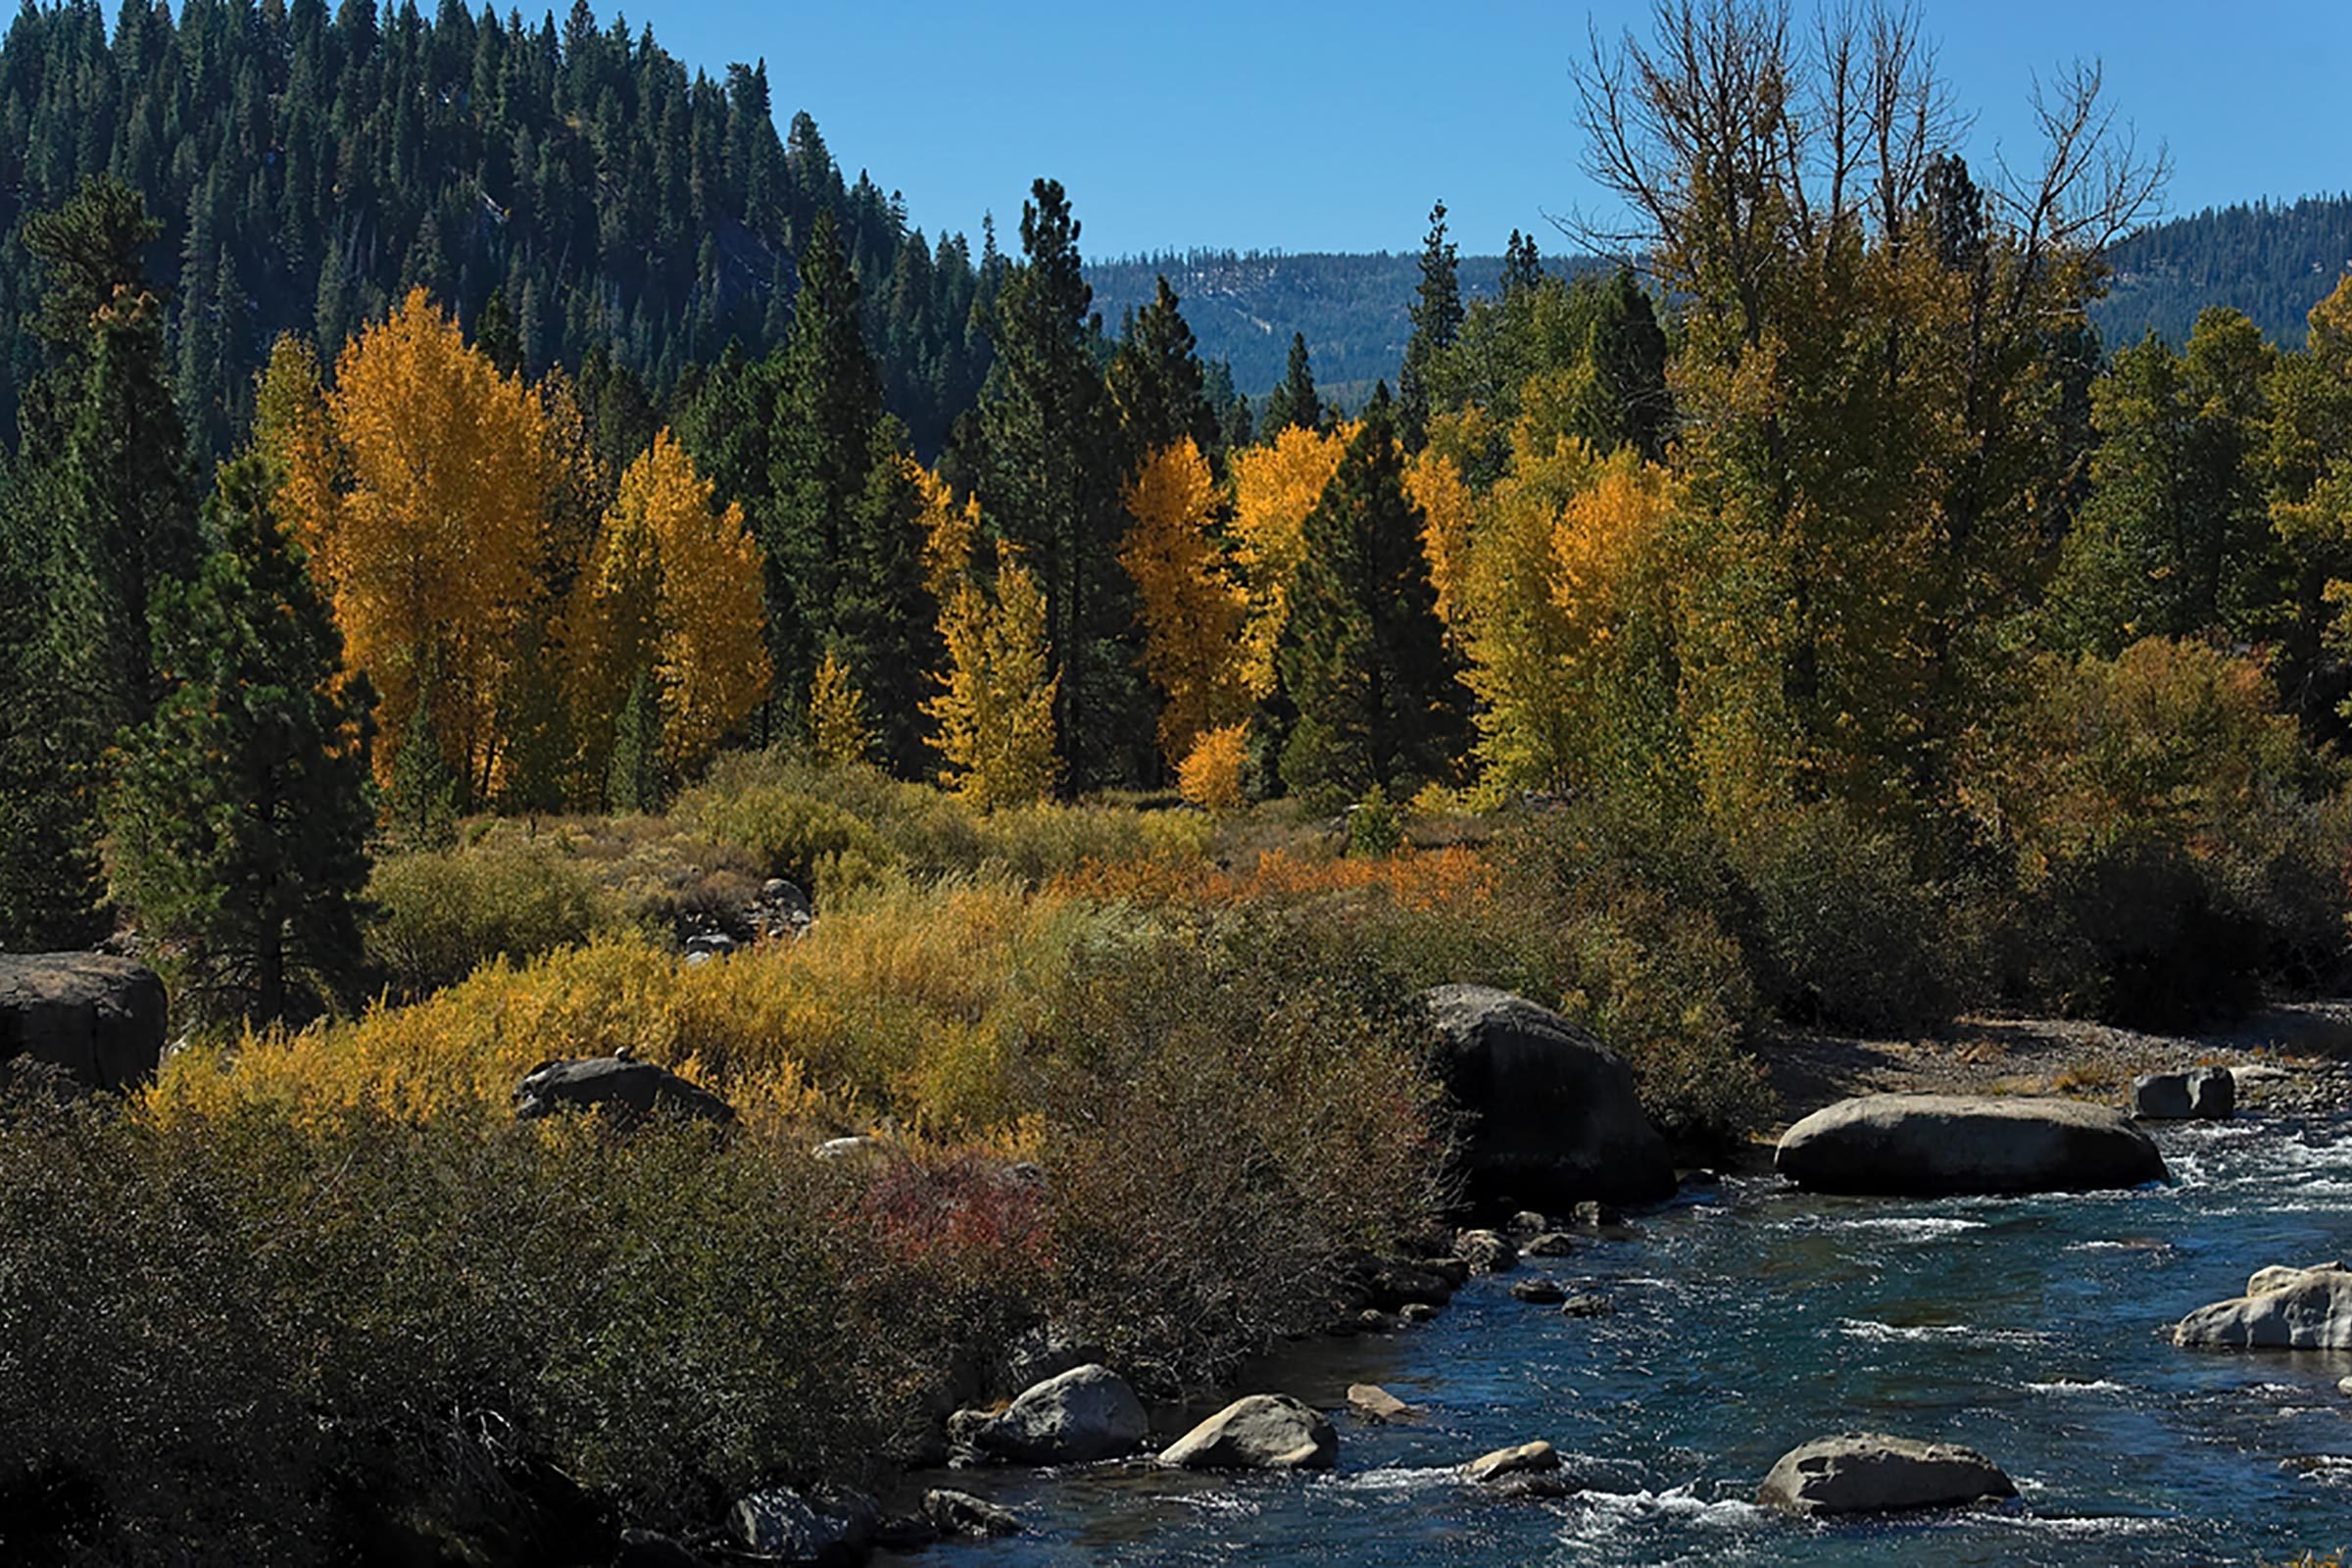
{"left": 1459, "top": 426, "right": 1597, "bottom": 793}
{"left": 1119, "top": 438, "right": 1250, "bottom": 768}
{"left": 808, "top": 650, "right": 872, "bottom": 765}
{"left": 925, "top": 552, "right": 1058, "bottom": 809}
{"left": 1228, "top": 421, "right": 1349, "bottom": 698}
{"left": 911, "top": 458, "right": 980, "bottom": 602}
{"left": 1176, "top": 722, "right": 1249, "bottom": 812}
{"left": 278, "top": 288, "right": 551, "bottom": 801}
{"left": 1405, "top": 447, "right": 1477, "bottom": 629}
{"left": 572, "top": 430, "right": 771, "bottom": 781}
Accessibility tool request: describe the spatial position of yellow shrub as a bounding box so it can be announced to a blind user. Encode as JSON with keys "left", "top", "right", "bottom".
{"left": 1177, "top": 723, "right": 1249, "bottom": 812}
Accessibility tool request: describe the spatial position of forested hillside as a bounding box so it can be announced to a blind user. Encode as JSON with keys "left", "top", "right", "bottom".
{"left": 1088, "top": 247, "right": 1526, "bottom": 403}
{"left": 2096, "top": 194, "right": 2352, "bottom": 349}
{"left": 0, "top": 0, "right": 996, "bottom": 458}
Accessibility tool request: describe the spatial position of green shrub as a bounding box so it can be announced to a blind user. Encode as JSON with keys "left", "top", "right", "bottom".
{"left": 366, "top": 843, "right": 621, "bottom": 997}
{"left": 676, "top": 783, "right": 895, "bottom": 892}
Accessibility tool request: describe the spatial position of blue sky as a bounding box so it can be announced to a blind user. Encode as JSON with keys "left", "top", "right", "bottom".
{"left": 647, "top": 0, "right": 2349, "bottom": 258}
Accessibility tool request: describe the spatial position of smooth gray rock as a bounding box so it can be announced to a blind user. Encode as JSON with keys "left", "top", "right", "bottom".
{"left": 922, "top": 1489, "right": 1021, "bottom": 1539}
{"left": 1157, "top": 1394, "right": 1337, "bottom": 1471}
{"left": 1559, "top": 1294, "right": 1615, "bottom": 1318}
{"left": 812, "top": 1135, "right": 882, "bottom": 1161}
{"left": 1757, "top": 1434, "right": 2017, "bottom": 1515}
{"left": 968, "top": 1363, "right": 1148, "bottom": 1464}
{"left": 0, "top": 954, "right": 167, "bottom": 1093}
{"left": 1522, "top": 1232, "right": 1578, "bottom": 1257}
{"left": 1423, "top": 983, "right": 1676, "bottom": 1210}
{"left": 1776, "top": 1094, "right": 2167, "bottom": 1196}
{"left": 512, "top": 1056, "right": 734, "bottom": 1128}
{"left": 2174, "top": 1263, "right": 2352, "bottom": 1350}
{"left": 1463, "top": 1441, "right": 1559, "bottom": 1484}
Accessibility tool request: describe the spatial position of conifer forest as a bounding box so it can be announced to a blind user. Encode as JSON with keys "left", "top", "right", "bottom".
{"left": 3, "top": 0, "right": 2352, "bottom": 1561}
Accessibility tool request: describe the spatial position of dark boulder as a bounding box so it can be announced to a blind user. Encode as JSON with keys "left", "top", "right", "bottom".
{"left": 512, "top": 1056, "right": 735, "bottom": 1129}
{"left": 0, "top": 954, "right": 167, "bottom": 1094}
{"left": 1423, "top": 985, "right": 1675, "bottom": 1211}
{"left": 1776, "top": 1094, "right": 2166, "bottom": 1197}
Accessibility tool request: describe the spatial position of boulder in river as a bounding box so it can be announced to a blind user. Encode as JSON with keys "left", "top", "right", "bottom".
{"left": 0, "top": 954, "right": 167, "bottom": 1093}
{"left": 1348, "top": 1384, "right": 1421, "bottom": 1423}
{"left": 2174, "top": 1262, "right": 2352, "bottom": 1350}
{"left": 1423, "top": 984, "right": 1677, "bottom": 1210}
{"left": 1463, "top": 1441, "right": 1560, "bottom": 1485}
{"left": 2132, "top": 1068, "right": 2235, "bottom": 1120}
{"left": 1455, "top": 1229, "right": 1518, "bottom": 1273}
{"left": 1775, "top": 1094, "right": 2166, "bottom": 1196}
{"left": 964, "top": 1363, "right": 1148, "bottom": 1465}
{"left": 1509, "top": 1276, "right": 1566, "bottom": 1304}
{"left": 512, "top": 1056, "right": 735, "bottom": 1129}
{"left": 1756, "top": 1434, "right": 2017, "bottom": 1515}
{"left": 1157, "top": 1394, "right": 1337, "bottom": 1471}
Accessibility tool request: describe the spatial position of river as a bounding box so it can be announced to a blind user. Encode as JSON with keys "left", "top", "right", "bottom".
{"left": 922, "top": 1113, "right": 2352, "bottom": 1565}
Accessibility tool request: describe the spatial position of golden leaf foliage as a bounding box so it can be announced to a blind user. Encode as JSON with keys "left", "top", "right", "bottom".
{"left": 1228, "top": 421, "right": 1349, "bottom": 699}
{"left": 926, "top": 552, "right": 1058, "bottom": 810}
{"left": 1119, "top": 439, "right": 1251, "bottom": 767}
{"left": 1405, "top": 447, "right": 1477, "bottom": 629}
{"left": 1176, "top": 722, "right": 1249, "bottom": 812}
{"left": 274, "top": 289, "right": 553, "bottom": 797}
{"left": 911, "top": 458, "right": 981, "bottom": 602}
{"left": 808, "top": 651, "right": 872, "bottom": 766}
{"left": 1459, "top": 427, "right": 1597, "bottom": 792}
{"left": 569, "top": 430, "right": 771, "bottom": 776}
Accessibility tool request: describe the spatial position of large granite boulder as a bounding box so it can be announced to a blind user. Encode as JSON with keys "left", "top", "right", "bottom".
{"left": 727, "top": 1485, "right": 879, "bottom": 1565}
{"left": 0, "top": 954, "right": 167, "bottom": 1093}
{"left": 1157, "top": 1394, "right": 1336, "bottom": 1471}
{"left": 1775, "top": 1094, "right": 2166, "bottom": 1196}
{"left": 2174, "top": 1263, "right": 2352, "bottom": 1350}
{"left": 1757, "top": 1434, "right": 2017, "bottom": 1515}
{"left": 1422, "top": 984, "right": 1676, "bottom": 1210}
{"left": 962, "top": 1363, "right": 1148, "bottom": 1465}
{"left": 512, "top": 1056, "right": 735, "bottom": 1128}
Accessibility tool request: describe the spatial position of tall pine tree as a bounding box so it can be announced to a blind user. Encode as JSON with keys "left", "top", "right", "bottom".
{"left": 1278, "top": 385, "right": 1468, "bottom": 800}
{"left": 976, "top": 178, "right": 1138, "bottom": 792}
{"left": 106, "top": 454, "right": 374, "bottom": 1022}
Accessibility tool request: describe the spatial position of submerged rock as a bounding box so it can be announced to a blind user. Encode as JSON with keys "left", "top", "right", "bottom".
{"left": 962, "top": 1363, "right": 1148, "bottom": 1465}
{"left": 1157, "top": 1394, "right": 1337, "bottom": 1471}
{"left": 1775, "top": 1094, "right": 2166, "bottom": 1196}
{"left": 1423, "top": 984, "right": 1677, "bottom": 1210}
{"left": 512, "top": 1056, "right": 735, "bottom": 1129}
{"left": 922, "top": 1488, "right": 1021, "bottom": 1539}
{"left": 2175, "top": 1263, "right": 2352, "bottom": 1350}
{"left": 1508, "top": 1276, "right": 1566, "bottom": 1304}
{"left": 1756, "top": 1433, "right": 2017, "bottom": 1515}
{"left": 1559, "top": 1294, "right": 1615, "bottom": 1318}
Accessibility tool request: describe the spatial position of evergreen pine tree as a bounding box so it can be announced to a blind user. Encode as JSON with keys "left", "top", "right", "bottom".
{"left": 105, "top": 454, "right": 374, "bottom": 1022}
{"left": 1502, "top": 228, "right": 1544, "bottom": 296}
{"left": 1277, "top": 385, "right": 1468, "bottom": 800}
{"left": 976, "top": 178, "right": 1138, "bottom": 792}
{"left": 1108, "top": 274, "right": 1219, "bottom": 469}
{"left": 1258, "top": 332, "right": 1322, "bottom": 437}
{"left": 1397, "top": 201, "right": 1463, "bottom": 447}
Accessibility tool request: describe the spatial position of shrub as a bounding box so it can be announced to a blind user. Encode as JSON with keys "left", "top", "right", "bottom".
{"left": 365, "top": 842, "right": 621, "bottom": 997}
{"left": 675, "top": 783, "right": 894, "bottom": 892}
{"left": 1177, "top": 723, "right": 1248, "bottom": 812}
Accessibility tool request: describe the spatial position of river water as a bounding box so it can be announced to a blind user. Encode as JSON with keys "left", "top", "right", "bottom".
{"left": 928, "top": 1114, "right": 2352, "bottom": 1565}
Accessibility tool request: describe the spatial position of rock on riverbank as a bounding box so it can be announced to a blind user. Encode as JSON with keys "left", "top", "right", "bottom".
{"left": 1423, "top": 984, "right": 1676, "bottom": 1210}
{"left": 1775, "top": 1093, "right": 2166, "bottom": 1196}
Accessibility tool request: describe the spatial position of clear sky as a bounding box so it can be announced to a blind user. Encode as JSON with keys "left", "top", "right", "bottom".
{"left": 643, "top": 0, "right": 2349, "bottom": 259}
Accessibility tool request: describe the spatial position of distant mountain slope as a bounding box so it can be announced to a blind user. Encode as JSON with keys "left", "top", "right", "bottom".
{"left": 1086, "top": 251, "right": 1518, "bottom": 402}
{"left": 2093, "top": 194, "right": 2352, "bottom": 349}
